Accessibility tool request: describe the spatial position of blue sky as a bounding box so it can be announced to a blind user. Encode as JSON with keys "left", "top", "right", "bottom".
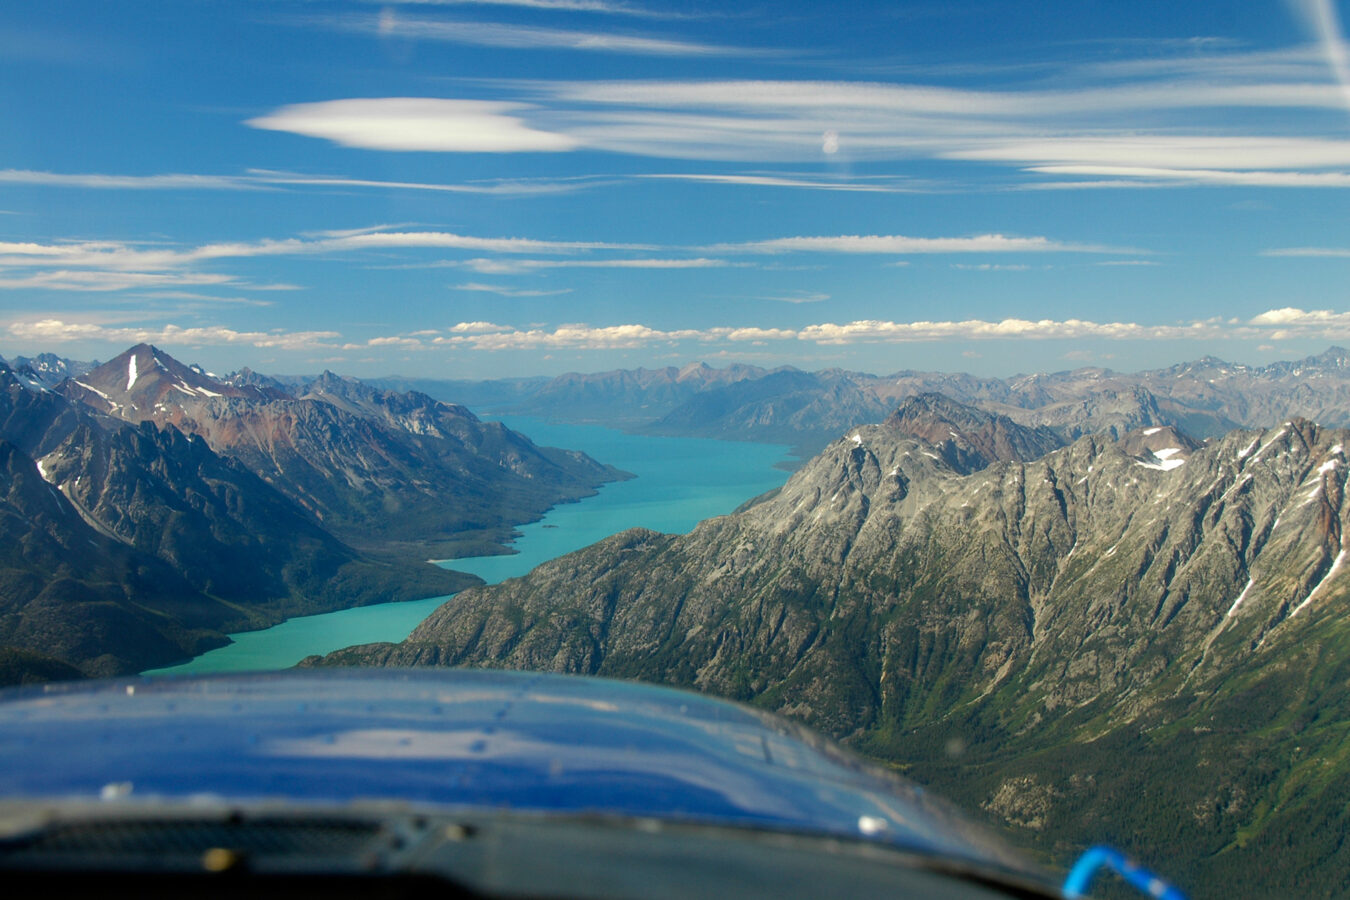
{"left": 2, "top": 0, "right": 1349, "bottom": 378}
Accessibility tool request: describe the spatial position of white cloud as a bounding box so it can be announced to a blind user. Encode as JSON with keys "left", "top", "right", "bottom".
{"left": 714, "top": 233, "right": 1127, "bottom": 255}
{"left": 26, "top": 307, "right": 1350, "bottom": 359}
{"left": 1288, "top": 0, "right": 1350, "bottom": 114}
{"left": 0, "top": 227, "right": 680, "bottom": 305}
{"left": 757, "top": 291, "right": 830, "bottom": 303}
{"left": 433, "top": 53, "right": 1350, "bottom": 177}
{"left": 1263, "top": 246, "right": 1350, "bottom": 256}
{"left": 526, "top": 72, "right": 1350, "bottom": 169}
{"left": 363, "top": 336, "right": 428, "bottom": 349}
{"left": 1250, "top": 306, "right": 1350, "bottom": 324}
{"left": 549, "top": 77, "right": 1347, "bottom": 117}
{"left": 640, "top": 173, "right": 924, "bottom": 192}
{"left": 0, "top": 269, "right": 238, "bottom": 291}
{"left": 0, "top": 170, "right": 260, "bottom": 190}
{"left": 960, "top": 137, "right": 1350, "bottom": 171}
{"left": 306, "top": 229, "right": 635, "bottom": 254}
{"left": 249, "top": 170, "right": 598, "bottom": 195}
{"left": 5, "top": 318, "right": 340, "bottom": 351}
{"left": 719, "top": 326, "right": 797, "bottom": 342}
{"left": 228, "top": 32, "right": 1350, "bottom": 181}
{"left": 793, "top": 318, "right": 1217, "bottom": 344}
{"left": 0, "top": 229, "right": 644, "bottom": 288}
{"left": 455, "top": 256, "right": 730, "bottom": 274}
{"left": 440, "top": 322, "right": 705, "bottom": 349}
{"left": 452, "top": 282, "right": 573, "bottom": 296}
{"left": 130, "top": 291, "right": 275, "bottom": 307}
{"left": 424, "top": 316, "right": 1227, "bottom": 351}
{"left": 0, "top": 168, "right": 600, "bottom": 196}
{"left": 248, "top": 98, "right": 579, "bottom": 152}
{"left": 1245, "top": 307, "right": 1350, "bottom": 340}
{"left": 432, "top": 307, "right": 1350, "bottom": 350}
{"left": 365, "top": 0, "right": 664, "bottom": 15}
{"left": 449, "top": 321, "right": 513, "bottom": 333}
{"left": 1023, "top": 164, "right": 1350, "bottom": 187}
{"left": 331, "top": 10, "right": 744, "bottom": 56}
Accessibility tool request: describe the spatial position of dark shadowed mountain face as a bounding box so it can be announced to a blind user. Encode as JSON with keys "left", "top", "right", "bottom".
{"left": 37, "top": 419, "right": 465, "bottom": 623}
{"left": 311, "top": 415, "right": 1350, "bottom": 895}
{"left": 0, "top": 438, "right": 237, "bottom": 678}
{"left": 0, "top": 356, "right": 471, "bottom": 681}
{"left": 58, "top": 345, "right": 628, "bottom": 559}
{"left": 0, "top": 345, "right": 636, "bottom": 682}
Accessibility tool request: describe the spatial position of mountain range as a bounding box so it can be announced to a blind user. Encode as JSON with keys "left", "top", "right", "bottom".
{"left": 403, "top": 346, "right": 1350, "bottom": 458}
{"left": 310, "top": 391, "right": 1350, "bottom": 897}
{"left": 0, "top": 345, "right": 624, "bottom": 680}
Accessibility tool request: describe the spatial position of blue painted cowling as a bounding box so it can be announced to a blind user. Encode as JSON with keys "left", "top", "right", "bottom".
{"left": 0, "top": 668, "right": 1057, "bottom": 896}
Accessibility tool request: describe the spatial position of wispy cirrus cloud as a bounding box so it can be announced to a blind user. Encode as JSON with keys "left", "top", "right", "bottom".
{"left": 549, "top": 76, "right": 1350, "bottom": 120}
{"left": 452, "top": 282, "right": 573, "bottom": 296}
{"left": 128, "top": 291, "right": 275, "bottom": 308}
{"left": 357, "top": 0, "right": 685, "bottom": 18}
{"left": 0, "top": 229, "right": 642, "bottom": 273}
{"left": 0, "top": 224, "right": 1131, "bottom": 302}
{"left": 640, "top": 173, "right": 927, "bottom": 192}
{"left": 331, "top": 9, "right": 748, "bottom": 56}
{"left": 458, "top": 256, "right": 731, "bottom": 273}
{"left": 240, "top": 34, "right": 1350, "bottom": 190}
{"left": 536, "top": 71, "right": 1350, "bottom": 168}
{"left": 712, "top": 233, "right": 1131, "bottom": 254}
{"left": 1262, "top": 246, "right": 1350, "bottom": 256}
{"left": 0, "top": 270, "right": 240, "bottom": 292}
{"left": 949, "top": 136, "right": 1350, "bottom": 169}
{"left": 1022, "top": 164, "right": 1350, "bottom": 188}
{"left": 0, "top": 168, "right": 601, "bottom": 196}
{"left": 0, "top": 171, "right": 262, "bottom": 191}
{"left": 234, "top": 38, "right": 1350, "bottom": 188}
{"left": 0, "top": 228, "right": 651, "bottom": 300}
{"left": 756, "top": 291, "right": 830, "bottom": 304}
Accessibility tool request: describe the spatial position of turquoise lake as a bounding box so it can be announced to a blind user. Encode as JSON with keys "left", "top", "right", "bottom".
{"left": 145, "top": 417, "right": 791, "bottom": 675}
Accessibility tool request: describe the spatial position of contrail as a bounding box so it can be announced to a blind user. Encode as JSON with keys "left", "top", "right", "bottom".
{"left": 1291, "top": 0, "right": 1350, "bottom": 114}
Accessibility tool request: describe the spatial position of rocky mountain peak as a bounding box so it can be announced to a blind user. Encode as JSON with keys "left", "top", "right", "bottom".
{"left": 882, "top": 392, "right": 1065, "bottom": 474}
{"left": 1, "top": 360, "right": 51, "bottom": 395}
{"left": 5, "top": 352, "right": 98, "bottom": 388}
{"left": 1118, "top": 424, "right": 1200, "bottom": 471}
{"left": 57, "top": 343, "right": 272, "bottom": 422}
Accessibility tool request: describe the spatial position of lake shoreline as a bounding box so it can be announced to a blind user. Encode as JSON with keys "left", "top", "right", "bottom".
{"left": 144, "top": 418, "right": 790, "bottom": 676}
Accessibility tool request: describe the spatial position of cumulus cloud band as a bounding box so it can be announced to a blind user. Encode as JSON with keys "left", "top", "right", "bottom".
{"left": 11, "top": 308, "right": 1350, "bottom": 357}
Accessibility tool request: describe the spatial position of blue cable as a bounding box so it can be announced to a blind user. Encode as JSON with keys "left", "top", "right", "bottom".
{"left": 1062, "top": 846, "right": 1187, "bottom": 900}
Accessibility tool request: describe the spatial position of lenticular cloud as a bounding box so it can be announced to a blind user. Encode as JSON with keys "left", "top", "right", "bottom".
{"left": 247, "top": 98, "right": 580, "bottom": 153}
